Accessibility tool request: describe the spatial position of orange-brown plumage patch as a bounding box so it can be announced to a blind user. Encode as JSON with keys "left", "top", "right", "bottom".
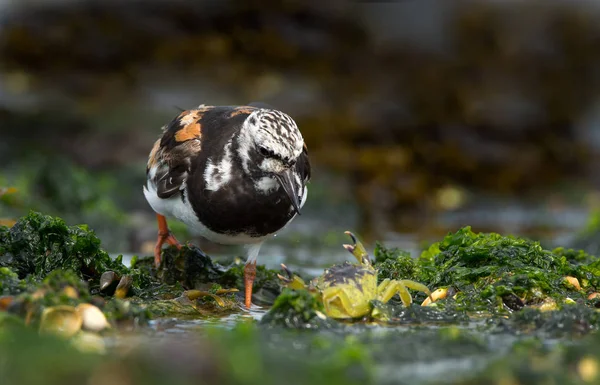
{"left": 229, "top": 106, "right": 257, "bottom": 118}
{"left": 175, "top": 121, "right": 202, "bottom": 142}
{"left": 147, "top": 138, "right": 161, "bottom": 168}
{"left": 175, "top": 110, "right": 203, "bottom": 142}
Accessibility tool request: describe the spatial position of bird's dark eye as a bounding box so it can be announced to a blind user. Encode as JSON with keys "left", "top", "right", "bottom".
{"left": 259, "top": 146, "right": 273, "bottom": 158}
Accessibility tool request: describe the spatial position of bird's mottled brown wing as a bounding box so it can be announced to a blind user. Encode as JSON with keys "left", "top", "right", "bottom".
{"left": 147, "top": 107, "right": 214, "bottom": 199}
{"left": 147, "top": 105, "right": 262, "bottom": 199}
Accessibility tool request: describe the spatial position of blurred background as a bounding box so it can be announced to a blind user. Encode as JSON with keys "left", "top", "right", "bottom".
{"left": 1, "top": 0, "right": 600, "bottom": 262}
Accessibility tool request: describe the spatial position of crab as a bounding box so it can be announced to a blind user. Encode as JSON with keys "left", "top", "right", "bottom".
{"left": 278, "top": 231, "right": 432, "bottom": 319}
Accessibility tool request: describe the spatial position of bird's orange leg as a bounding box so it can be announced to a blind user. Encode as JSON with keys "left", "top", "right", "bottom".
{"left": 244, "top": 261, "right": 257, "bottom": 308}
{"left": 154, "top": 214, "right": 182, "bottom": 267}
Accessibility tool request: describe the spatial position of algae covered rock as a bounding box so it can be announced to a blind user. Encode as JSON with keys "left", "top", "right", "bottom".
{"left": 0, "top": 212, "right": 157, "bottom": 330}
{"left": 0, "top": 211, "right": 128, "bottom": 282}
{"left": 0, "top": 211, "right": 286, "bottom": 323}
{"left": 156, "top": 244, "right": 282, "bottom": 305}
{"left": 379, "top": 226, "right": 600, "bottom": 313}
{"left": 156, "top": 245, "right": 222, "bottom": 288}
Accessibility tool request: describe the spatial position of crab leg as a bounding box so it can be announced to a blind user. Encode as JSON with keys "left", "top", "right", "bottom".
{"left": 154, "top": 214, "right": 182, "bottom": 266}
{"left": 321, "top": 287, "right": 371, "bottom": 319}
{"left": 377, "top": 279, "right": 432, "bottom": 307}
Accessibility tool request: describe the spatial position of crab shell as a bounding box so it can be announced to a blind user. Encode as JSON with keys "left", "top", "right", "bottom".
{"left": 312, "top": 261, "right": 378, "bottom": 319}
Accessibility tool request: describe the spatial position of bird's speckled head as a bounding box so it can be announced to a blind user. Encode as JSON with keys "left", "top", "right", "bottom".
{"left": 235, "top": 108, "right": 307, "bottom": 214}
{"left": 238, "top": 109, "right": 304, "bottom": 175}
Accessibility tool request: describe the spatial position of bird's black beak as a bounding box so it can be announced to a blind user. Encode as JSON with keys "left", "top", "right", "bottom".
{"left": 275, "top": 169, "right": 302, "bottom": 216}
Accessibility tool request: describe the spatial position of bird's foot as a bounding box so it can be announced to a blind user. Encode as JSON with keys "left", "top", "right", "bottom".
{"left": 153, "top": 214, "right": 183, "bottom": 267}
{"left": 244, "top": 261, "right": 257, "bottom": 309}
{"left": 154, "top": 233, "right": 181, "bottom": 266}
{"left": 154, "top": 231, "right": 182, "bottom": 266}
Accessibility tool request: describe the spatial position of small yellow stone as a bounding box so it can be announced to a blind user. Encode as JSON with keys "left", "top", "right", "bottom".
{"left": 578, "top": 356, "right": 598, "bottom": 382}
{"left": 62, "top": 286, "right": 79, "bottom": 299}
{"left": 539, "top": 298, "right": 558, "bottom": 312}
{"left": 564, "top": 276, "right": 581, "bottom": 291}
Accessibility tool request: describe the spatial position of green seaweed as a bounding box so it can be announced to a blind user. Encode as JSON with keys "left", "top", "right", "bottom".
{"left": 411, "top": 226, "right": 598, "bottom": 313}
{"left": 124, "top": 254, "right": 185, "bottom": 300}
{"left": 0, "top": 211, "right": 128, "bottom": 283}
{"left": 42, "top": 269, "right": 91, "bottom": 301}
{"left": 0, "top": 266, "right": 27, "bottom": 295}
{"left": 374, "top": 242, "right": 419, "bottom": 282}
{"left": 260, "top": 288, "right": 337, "bottom": 329}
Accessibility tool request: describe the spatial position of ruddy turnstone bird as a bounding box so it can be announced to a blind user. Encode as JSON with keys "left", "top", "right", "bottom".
{"left": 143, "top": 103, "right": 310, "bottom": 308}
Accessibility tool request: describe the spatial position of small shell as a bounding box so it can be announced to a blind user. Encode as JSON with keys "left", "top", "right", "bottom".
{"left": 564, "top": 276, "right": 582, "bottom": 291}
{"left": 115, "top": 275, "right": 133, "bottom": 299}
{"left": 39, "top": 306, "right": 82, "bottom": 338}
{"left": 421, "top": 288, "right": 448, "bottom": 306}
{"left": 100, "top": 271, "right": 120, "bottom": 293}
{"left": 76, "top": 303, "right": 110, "bottom": 332}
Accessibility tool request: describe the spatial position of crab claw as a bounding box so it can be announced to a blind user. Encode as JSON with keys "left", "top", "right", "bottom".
{"left": 279, "top": 264, "right": 294, "bottom": 279}
{"left": 343, "top": 231, "right": 370, "bottom": 264}
{"left": 277, "top": 264, "right": 308, "bottom": 290}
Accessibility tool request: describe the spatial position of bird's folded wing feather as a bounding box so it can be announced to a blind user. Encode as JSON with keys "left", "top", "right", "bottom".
{"left": 147, "top": 107, "right": 213, "bottom": 199}
{"left": 297, "top": 142, "right": 311, "bottom": 183}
